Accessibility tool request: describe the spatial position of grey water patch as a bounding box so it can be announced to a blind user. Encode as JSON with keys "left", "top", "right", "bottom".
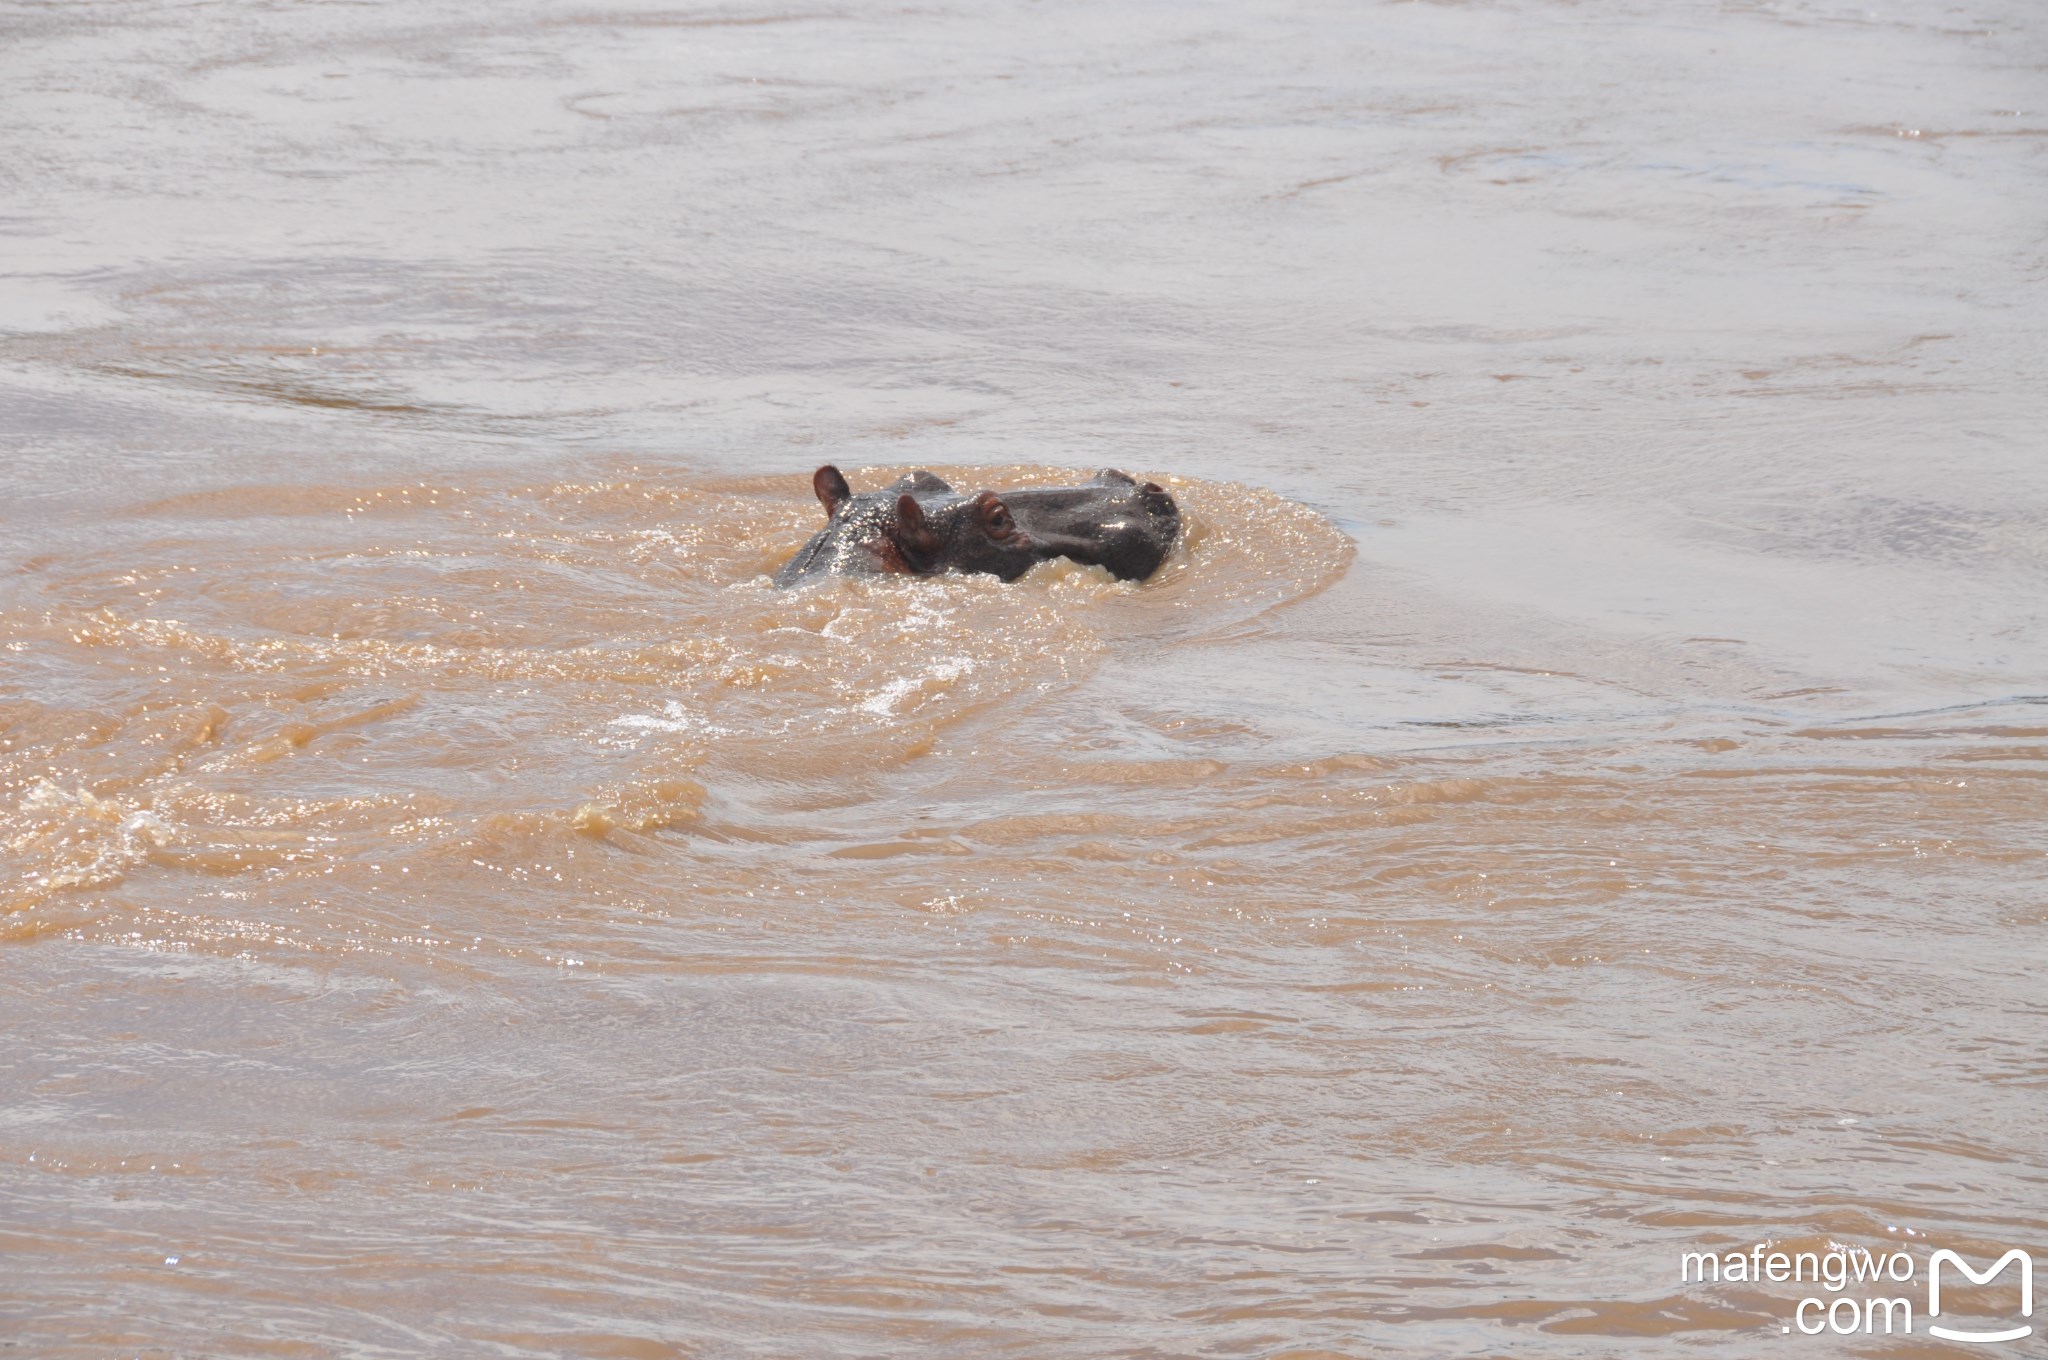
{"left": 1693, "top": 492, "right": 2034, "bottom": 568}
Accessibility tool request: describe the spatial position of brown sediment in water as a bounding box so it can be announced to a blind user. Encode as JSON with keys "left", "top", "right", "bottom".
{"left": 3, "top": 0, "right": 2045, "bottom": 1354}
{"left": 1, "top": 465, "right": 1352, "bottom": 923}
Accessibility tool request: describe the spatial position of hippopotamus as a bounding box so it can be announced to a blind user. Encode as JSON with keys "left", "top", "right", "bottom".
{"left": 773, "top": 465, "right": 1180, "bottom": 587}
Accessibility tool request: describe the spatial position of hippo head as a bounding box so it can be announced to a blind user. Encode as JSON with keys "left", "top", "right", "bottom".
{"left": 774, "top": 464, "right": 1182, "bottom": 586}
{"left": 774, "top": 465, "right": 1039, "bottom": 586}
{"left": 872, "top": 482, "right": 1038, "bottom": 581}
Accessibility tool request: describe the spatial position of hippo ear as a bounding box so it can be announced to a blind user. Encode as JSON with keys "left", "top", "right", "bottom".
{"left": 813, "top": 465, "right": 852, "bottom": 517}
{"left": 888, "top": 493, "right": 941, "bottom": 566}
{"left": 971, "top": 490, "right": 1020, "bottom": 541}
{"left": 895, "top": 470, "right": 954, "bottom": 495}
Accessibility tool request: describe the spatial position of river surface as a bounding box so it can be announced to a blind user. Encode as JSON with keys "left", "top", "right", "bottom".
{"left": 3, "top": 1, "right": 2046, "bottom": 1356}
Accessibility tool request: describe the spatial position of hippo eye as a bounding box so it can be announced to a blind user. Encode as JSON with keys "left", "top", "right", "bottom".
{"left": 986, "top": 505, "right": 1015, "bottom": 538}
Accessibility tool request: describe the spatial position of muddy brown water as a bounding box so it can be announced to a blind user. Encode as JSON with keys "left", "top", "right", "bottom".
{"left": 3, "top": 1, "right": 2045, "bottom": 1356}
